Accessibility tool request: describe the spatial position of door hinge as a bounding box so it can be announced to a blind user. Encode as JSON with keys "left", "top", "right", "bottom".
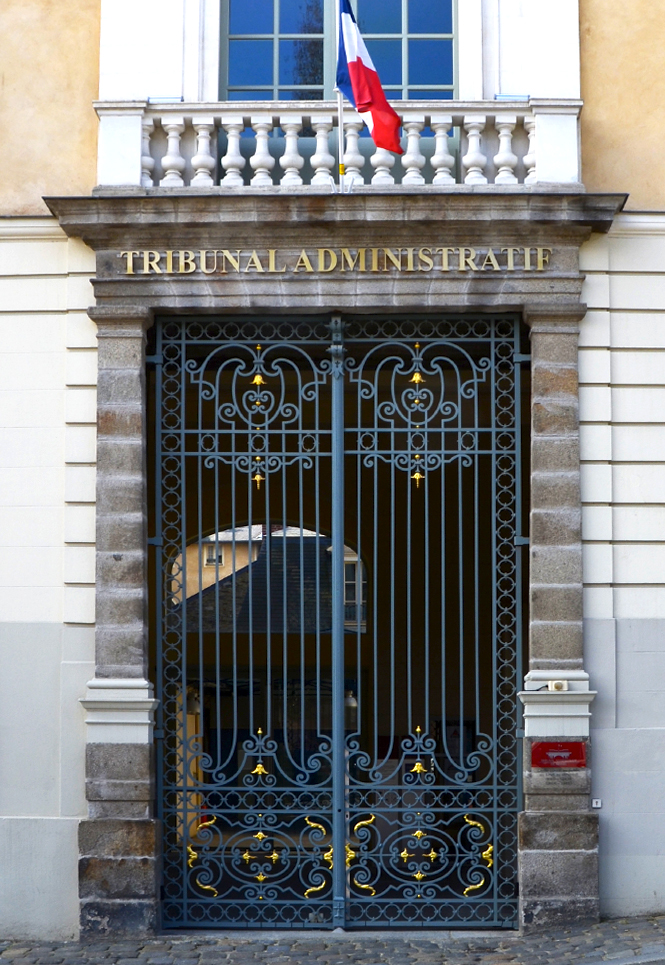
{"left": 514, "top": 353, "right": 531, "bottom": 364}
{"left": 147, "top": 536, "right": 163, "bottom": 547}
{"left": 514, "top": 535, "right": 529, "bottom": 546}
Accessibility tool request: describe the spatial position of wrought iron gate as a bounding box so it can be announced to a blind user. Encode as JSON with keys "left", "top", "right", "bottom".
{"left": 151, "top": 313, "right": 525, "bottom": 929}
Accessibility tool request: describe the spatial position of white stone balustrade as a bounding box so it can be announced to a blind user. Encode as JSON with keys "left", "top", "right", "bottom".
{"left": 94, "top": 99, "right": 583, "bottom": 190}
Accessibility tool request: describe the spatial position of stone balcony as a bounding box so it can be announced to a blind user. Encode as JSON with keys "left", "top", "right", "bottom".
{"left": 96, "top": 98, "right": 582, "bottom": 192}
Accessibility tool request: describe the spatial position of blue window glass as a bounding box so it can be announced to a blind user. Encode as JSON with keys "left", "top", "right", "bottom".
{"left": 364, "top": 39, "right": 402, "bottom": 85}
{"left": 229, "top": 0, "right": 273, "bottom": 35}
{"left": 408, "top": 39, "right": 453, "bottom": 86}
{"left": 279, "top": 0, "right": 323, "bottom": 33}
{"left": 279, "top": 39, "right": 324, "bottom": 86}
{"left": 227, "top": 90, "right": 275, "bottom": 99}
{"left": 229, "top": 40, "right": 274, "bottom": 85}
{"left": 408, "top": 89, "right": 453, "bottom": 99}
{"left": 221, "top": 0, "right": 456, "bottom": 100}
{"left": 280, "top": 89, "right": 325, "bottom": 100}
{"left": 357, "top": 0, "right": 401, "bottom": 34}
{"left": 409, "top": 0, "right": 452, "bottom": 34}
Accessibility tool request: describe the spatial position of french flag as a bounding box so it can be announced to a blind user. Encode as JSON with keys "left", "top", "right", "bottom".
{"left": 336, "top": 0, "right": 403, "bottom": 155}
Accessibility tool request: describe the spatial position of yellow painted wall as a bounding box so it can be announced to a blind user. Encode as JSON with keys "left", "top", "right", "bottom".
{"left": 174, "top": 541, "right": 261, "bottom": 603}
{"left": 580, "top": 0, "right": 665, "bottom": 210}
{"left": 0, "top": 0, "right": 100, "bottom": 215}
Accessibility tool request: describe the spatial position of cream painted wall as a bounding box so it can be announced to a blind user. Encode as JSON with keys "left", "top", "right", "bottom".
{"left": 0, "top": 219, "right": 96, "bottom": 938}
{"left": 580, "top": 214, "right": 665, "bottom": 916}
{"left": 580, "top": 0, "right": 665, "bottom": 210}
{"left": 0, "top": 0, "right": 100, "bottom": 216}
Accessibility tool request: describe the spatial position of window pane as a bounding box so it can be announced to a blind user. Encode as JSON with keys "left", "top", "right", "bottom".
{"left": 229, "top": 0, "right": 273, "bottom": 35}
{"left": 408, "top": 0, "right": 452, "bottom": 34}
{"left": 408, "top": 39, "right": 453, "bottom": 85}
{"left": 280, "top": 0, "right": 324, "bottom": 34}
{"left": 357, "top": 0, "right": 401, "bottom": 34}
{"left": 279, "top": 38, "right": 323, "bottom": 85}
{"left": 364, "top": 39, "right": 401, "bottom": 85}
{"left": 408, "top": 89, "right": 453, "bottom": 99}
{"left": 227, "top": 90, "right": 275, "bottom": 99}
{"left": 279, "top": 89, "right": 324, "bottom": 99}
{"left": 229, "top": 40, "right": 274, "bottom": 85}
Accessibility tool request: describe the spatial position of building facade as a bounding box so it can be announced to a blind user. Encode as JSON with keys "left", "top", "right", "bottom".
{"left": 1, "top": 0, "right": 664, "bottom": 941}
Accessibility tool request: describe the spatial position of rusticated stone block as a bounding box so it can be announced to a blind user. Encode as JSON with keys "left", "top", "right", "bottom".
{"left": 96, "top": 438, "right": 145, "bottom": 475}
{"left": 531, "top": 436, "right": 580, "bottom": 472}
{"left": 519, "top": 849, "right": 598, "bottom": 899}
{"left": 532, "top": 400, "right": 579, "bottom": 436}
{"left": 520, "top": 897, "right": 599, "bottom": 931}
{"left": 97, "top": 407, "right": 144, "bottom": 437}
{"left": 530, "top": 333, "right": 580, "bottom": 365}
{"left": 95, "top": 627, "right": 147, "bottom": 672}
{"left": 95, "top": 588, "right": 145, "bottom": 625}
{"left": 79, "top": 818, "right": 157, "bottom": 858}
{"left": 80, "top": 898, "right": 157, "bottom": 937}
{"left": 96, "top": 368, "right": 144, "bottom": 405}
{"left": 96, "top": 473, "right": 144, "bottom": 511}
{"left": 531, "top": 471, "right": 580, "bottom": 509}
{"left": 530, "top": 584, "right": 583, "bottom": 623}
{"left": 87, "top": 742, "right": 152, "bottom": 781}
{"left": 531, "top": 508, "right": 581, "bottom": 545}
{"left": 96, "top": 513, "right": 145, "bottom": 552}
{"left": 96, "top": 335, "right": 146, "bottom": 369}
{"left": 529, "top": 620, "right": 584, "bottom": 662}
{"left": 532, "top": 364, "right": 579, "bottom": 399}
{"left": 530, "top": 545, "right": 582, "bottom": 584}
{"left": 519, "top": 811, "right": 598, "bottom": 851}
{"left": 79, "top": 856, "right": 156, "bottom": 899}
{"left": 97, "top": 551, "right": 146, "bottom": 587}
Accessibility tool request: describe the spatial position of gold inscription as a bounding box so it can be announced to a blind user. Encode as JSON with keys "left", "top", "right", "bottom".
{"left": 119, "top": 246, "right": 555, "bottom": 276}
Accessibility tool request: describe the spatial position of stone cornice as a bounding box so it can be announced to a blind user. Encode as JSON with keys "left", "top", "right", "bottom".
{"left": 45, "top": 192, "right": 626, "bottom": 250}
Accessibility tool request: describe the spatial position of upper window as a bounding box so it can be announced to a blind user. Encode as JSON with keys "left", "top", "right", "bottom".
{"left": 220, "top": 0, "right": 455, "bottom": 100}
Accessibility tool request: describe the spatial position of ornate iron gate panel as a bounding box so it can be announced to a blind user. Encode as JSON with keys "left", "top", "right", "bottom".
{"left": 151, "top": 314, "right": 524, "bottom": 929}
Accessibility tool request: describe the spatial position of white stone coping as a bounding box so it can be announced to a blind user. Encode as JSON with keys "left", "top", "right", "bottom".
{"left": 80, "top": 677, "right": 159, "bottom": 744}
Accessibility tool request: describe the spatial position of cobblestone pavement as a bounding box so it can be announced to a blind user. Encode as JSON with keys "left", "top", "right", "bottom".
{"left": 2, "top": 917, "right": 665, "bottom": 965}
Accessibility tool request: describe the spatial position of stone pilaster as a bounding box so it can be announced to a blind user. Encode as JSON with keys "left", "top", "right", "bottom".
{"left": 518, "top": 310, "right": 598, "bottom": 931}
{"left": 78, "top": 307, "right": 159, "bottom": 937}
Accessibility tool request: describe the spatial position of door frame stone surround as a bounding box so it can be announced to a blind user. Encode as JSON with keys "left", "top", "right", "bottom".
{"left": 47, "top": 189, "right": 625, "bottom": 936}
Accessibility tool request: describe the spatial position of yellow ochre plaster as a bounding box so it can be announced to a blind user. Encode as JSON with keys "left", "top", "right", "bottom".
{"left": 580, "top": 0, "right": 665, "bottom": 210}
{"left": 0, "top": 0, "right": 100, "bottom": 215}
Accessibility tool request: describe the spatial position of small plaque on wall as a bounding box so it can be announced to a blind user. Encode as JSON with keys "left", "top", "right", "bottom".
{"left": 531, "top": 741, "right": 587, "bottom": 768}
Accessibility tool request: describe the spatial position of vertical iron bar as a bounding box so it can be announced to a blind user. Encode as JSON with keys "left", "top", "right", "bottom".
{"left": 330, "top": 315, "right": 346, "bottom": 927}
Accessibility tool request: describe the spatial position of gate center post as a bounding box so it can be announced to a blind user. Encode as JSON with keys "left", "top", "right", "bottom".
{"left": 330, "top": 315, "right": 347, "bottom": 927}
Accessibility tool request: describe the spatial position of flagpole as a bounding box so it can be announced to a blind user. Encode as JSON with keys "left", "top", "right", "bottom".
{"left": 336, "top": 89, "right": 345, "bottom": 194}
{"left": 334, "top": 0, "right": 345, "bottom": 193}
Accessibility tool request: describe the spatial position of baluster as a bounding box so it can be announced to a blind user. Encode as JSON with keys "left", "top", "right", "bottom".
{"left": 524, "top": 115, "right": 537, "bottom": 184}
{"left": 343, "top": 117, "right": 365, "bottom": 185}
{"left": 401, "top": 114, "right": 426, "bottom": 185}
{"left": 279, "top": 115, "right": 304, "bottom": 186}
{"left": 493, "top": 113, "right": 518, "bottom": 184}
{"left": 462, "top": 115, "right": 488, "bottom": 185}
{"left": 370, "top": 148, "right": 395, "bottom": 186}
{"left": 191, "top": 115, "right": 216, "bottom": 186}
{"left": 430, "top": 114, "right": 455, "bottom": 184}
{"left": 310, "top": 114, "right": 335, "bottom": 186}
{"left": 141, "top": 117, "right": 155, "bottom": 188}
{"left": 159, "top": 116, "right": 186, "bottom": 186}
{"left": 249, "top": 114, "right": 276, "bottom": 186}
{"left": 220, "top": 114, "right": 246, "bottom": 187}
